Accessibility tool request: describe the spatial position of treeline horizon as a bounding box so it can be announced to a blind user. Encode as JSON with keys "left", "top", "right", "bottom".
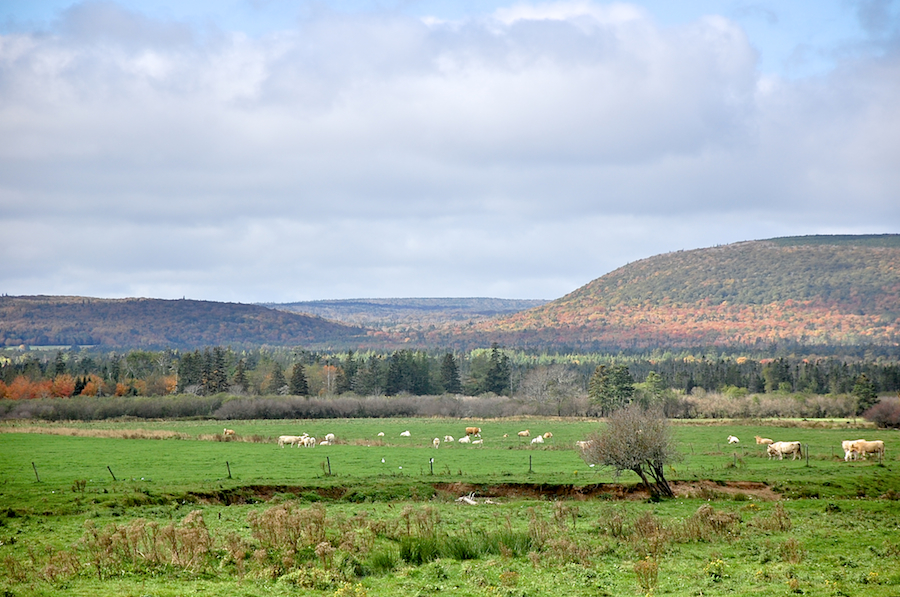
{"left": 2, "top": 345, "right": 899, "bottom": 401}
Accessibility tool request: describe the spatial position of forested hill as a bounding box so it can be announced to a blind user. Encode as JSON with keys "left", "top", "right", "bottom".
{"left": 468, "top": 235, "right": 900, "bottom": 351}
{"left": 0, "top": 296, "right": 365, "bottom": 349}
{"left": 267, "top": 298, "right": 548, "bottom": 329}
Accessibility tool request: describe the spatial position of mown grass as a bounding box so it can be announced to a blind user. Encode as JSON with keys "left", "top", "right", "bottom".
{"left": 1, "top": 417, "right": 899, "bottom": 596}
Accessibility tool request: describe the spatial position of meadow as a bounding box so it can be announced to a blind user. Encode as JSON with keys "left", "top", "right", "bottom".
{"left": 1, "top": 417, "right": 899, "bottom": 596}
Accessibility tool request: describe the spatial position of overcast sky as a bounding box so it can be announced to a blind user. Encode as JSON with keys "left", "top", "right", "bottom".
{"left": 1, "top": 1, "right": 898, "bottom": 303}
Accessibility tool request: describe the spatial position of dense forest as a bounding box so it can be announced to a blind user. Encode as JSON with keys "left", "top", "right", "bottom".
{"left": 2, "top": 345, "right": 898, "bottom": 403}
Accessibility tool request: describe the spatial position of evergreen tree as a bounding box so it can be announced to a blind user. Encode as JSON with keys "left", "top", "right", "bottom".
{"left": 289, "top": 363, "right": 310, "bottom": 396}
{"left": 207, "top": 346, "right": 229, "bottom": 394}
{"left": 267, "top": 362, "right": 287, "bottom": 395}
{"left": 336, "top": 351, "right": 357, "bottom": 394}
{"left": 482, "top": 343, "right": 511, "bottom": 395}
{"left": 588, "top": 364, "right": 635, "bottom": 415}
{"left": 53, "top": 351, "right": 66, "bottom": 376}
{"left": 232, "top": 358, "right": 249, "bottom": 394}
{"left": 852, "top": 373, "right": 878, "bottom": 415}
{"left": 177, "top": 350, "right": 202, "bottom": 393}
{"left": 440, "top": 353, "right": 462, "bottom": 394}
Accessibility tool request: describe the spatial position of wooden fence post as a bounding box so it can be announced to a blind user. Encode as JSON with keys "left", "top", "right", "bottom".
{"left": 32, "top": 462, "right": 40, "bottom": 483}
{"left": 107, "top": 466, "right": 117, "bottom": 481}
{"left": 226, "top": 461, "right": 232, "bottom": 479}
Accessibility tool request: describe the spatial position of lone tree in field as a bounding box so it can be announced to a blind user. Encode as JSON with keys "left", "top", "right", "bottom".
{"left": 580, "top": 404, "right": 678, "bottom": 499}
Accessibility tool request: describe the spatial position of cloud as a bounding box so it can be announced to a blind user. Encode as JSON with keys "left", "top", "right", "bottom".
{"left": 0, "top": 1, "right": 898, "bottom": 302}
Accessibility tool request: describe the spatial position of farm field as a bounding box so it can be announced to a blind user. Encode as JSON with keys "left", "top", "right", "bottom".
{"left": 1, "top": 417, "right": 899, "bottom": 596}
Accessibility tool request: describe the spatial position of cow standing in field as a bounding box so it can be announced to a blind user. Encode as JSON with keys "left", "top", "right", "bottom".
{"left": 465, "top": 427, "right": 481, "bottom": 437}
{"left": 755, "top": 436, "right": 774, "bottom": 446}
{"left": 842, "top": 439, "right": 865, "bottom": 461}
{"left": 849, "top": 440, "right": 885, "bottom": 460}
{"left": 433, "top": 437, "right": 441, "bottom": 449}
{"left": 767, "top": 441, "right": 802, "bottom": 460}
{"left": 223, "top": 428, "right": 235, "bottom": 437}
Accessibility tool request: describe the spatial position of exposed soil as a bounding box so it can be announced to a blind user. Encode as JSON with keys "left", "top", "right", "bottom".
{"left": 189, "top": 480, "right": 778, "bottom": 505}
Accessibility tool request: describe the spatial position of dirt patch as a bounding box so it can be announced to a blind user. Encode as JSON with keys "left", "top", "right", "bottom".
{"left": 190, "top": 480, "right": 779, "bottom": 505}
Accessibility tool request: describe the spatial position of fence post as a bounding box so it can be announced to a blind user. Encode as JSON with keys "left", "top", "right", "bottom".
{"left": 107, "top": 466, "right": 117, "bottom": 481}
{"left": 326, "top": 456, "right": 332, "bottom": 476}
{"left": 429, "top": 457, "right": 434, "bottom": 475}
{"left": 226, "top": 461, "right": 232, "bottom": 479}
{"left": 32, "top": 462, "right": 40, "bottom": 483}
{"left": 805, "top": 444, "right": 809, "bottom": 467}
{"left": 529, "top": 455, "right": 533, "bottom": 473}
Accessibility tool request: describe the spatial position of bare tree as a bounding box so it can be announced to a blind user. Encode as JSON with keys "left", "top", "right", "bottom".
{"left": 519, "top": 364, "right": 579, "bottom": 415}
{"left": 579, "top": 404, "right": 678, "bottom": 498}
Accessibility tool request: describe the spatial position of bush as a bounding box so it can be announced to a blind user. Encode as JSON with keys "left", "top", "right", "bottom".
{"left": 863, "top": 397, "right": 900, "bottom": 428}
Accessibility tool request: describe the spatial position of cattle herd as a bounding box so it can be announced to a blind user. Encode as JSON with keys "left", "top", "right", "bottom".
{"left": 231, "top": 427, "right": 886, "bottom": 463}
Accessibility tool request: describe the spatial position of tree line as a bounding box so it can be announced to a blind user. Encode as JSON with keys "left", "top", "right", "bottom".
{"left": 1, "top": 345, "right": 898, "bottom": 405}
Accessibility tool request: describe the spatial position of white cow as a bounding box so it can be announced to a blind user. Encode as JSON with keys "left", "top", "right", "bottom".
{"left": 767, "top": 441, "right": 802, "bottom": 460}
{"left": 575, "top": 440, "right": 594, "bottom": 452}
{"left": 278, "top": 435, "right": 302, "bottom": 448}
{"left": 543, "top": 432, "right": 553, "bottom": 439}
{"left": 458, "top": 435, "right": 471, "bottom": 444}
{"left": 849, "top": 439, "right": 885, "bottom": 460}
{"left": 518, "top": 430, "right": 530, "bottom": 437}
{"left": 755, "top": 436, "right": 774, "bottom": 445}
{"left": 531, "top": 435, "right": 544, "bottom": 445}
{"left": 324, "top": 433, "right": 336, "bottom": 443}
{"left": 443, "top": 435, "right": 454, "bottom": 443}
{"left": 400, "top": 430, "right": 411, "bottom": 437}
{"left": 727, "top": 435, "right": 739, "bottom": 444}
{"left": 472, "top": 439, "right": 483, "bottom": 445}
{"left": 377, "top": 432, "right": 385, "bottom": 437}
{"left": 842, "top": 439, "right": 865, "bottom": 461}
{"left": 432, "top": 437, "right": 440, "bottom": 449}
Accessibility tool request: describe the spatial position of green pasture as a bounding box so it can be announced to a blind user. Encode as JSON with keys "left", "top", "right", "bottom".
{"left": 1, "top": 418, "right": 900, "bottom": 597}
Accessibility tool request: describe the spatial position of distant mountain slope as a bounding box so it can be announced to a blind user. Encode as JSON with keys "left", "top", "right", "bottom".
{"left": 267, "top": 298, "right": 547, "bottom": 329}
{"left": 0, "top": 296, "right": 365, "bottom": 349}
{"left": 472, "top": 235, "right": 900, "bottom": 350}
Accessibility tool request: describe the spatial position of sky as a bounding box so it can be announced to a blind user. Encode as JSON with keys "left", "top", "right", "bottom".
{"left": 1, "top": 1, "right": 898, "bottom": 303}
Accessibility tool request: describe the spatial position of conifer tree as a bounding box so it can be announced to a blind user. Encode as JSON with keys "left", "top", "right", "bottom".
{"left": 440, "top": 352, "right": 462, "bottom": 394}
{"left": 267, "top": 362, "right": 287, "bottom": 395}
{"left": 289, "top": 362, "right": 310, "bottom": 396}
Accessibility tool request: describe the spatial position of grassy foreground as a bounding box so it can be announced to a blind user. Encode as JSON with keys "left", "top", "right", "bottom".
{"left": 1, "top": 417, "right": 899, "bottom": 596}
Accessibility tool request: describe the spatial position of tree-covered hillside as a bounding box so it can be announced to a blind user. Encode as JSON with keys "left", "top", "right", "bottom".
{"left": 468, "top": 235, "right": 900, "bottom": 350}
{"left": 0, "top": 296, "right": 364, "bottom": 349}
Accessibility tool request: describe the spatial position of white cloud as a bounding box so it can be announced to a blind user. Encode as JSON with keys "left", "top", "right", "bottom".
{"left": 0, "top": 1, "right": 897, "bottom": 302}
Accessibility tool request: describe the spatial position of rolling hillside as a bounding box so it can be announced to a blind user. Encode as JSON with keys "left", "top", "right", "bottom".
{"left": 0, "top": 296, "right": 364, "bottom": 349}
{"left": 266, "top": 298, "right": 547, "bottom": 329}
{"left": 466, "top": 235, "right": 900, "bottom": 350}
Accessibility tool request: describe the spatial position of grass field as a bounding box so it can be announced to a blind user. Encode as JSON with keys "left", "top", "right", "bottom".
{"left": 1, "top": 417, "right": 899, "bottom": 596}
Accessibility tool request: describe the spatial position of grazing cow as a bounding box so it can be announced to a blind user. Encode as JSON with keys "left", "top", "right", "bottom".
{"left": 223, "top": 428, "right": 235, "bottom": 437}
{"left": 465, "top": 427, "right": 481, "bottom": 436}
{"left": 443, "top": 435, "right": 454, "bottom": 443}
{"left": 518, "top": 430, "right": 530, "bottom": 437}
{"left": 727, "top": 435, "right": 739, "bottom": 444}
{"left": 433, "top": 437, "right": 440, "bottom": 449}
{"left": 278, "top": 435, "right": 302, "bottom": 448}
{"left": 319, "top": 440, "right": 331, "bottom": 446}
{"left": 324, "top": 433, "right": 336, "bottom": 443}
{"left": 755, "top": 436, "right": 774, "bottom": 445}
{"left": 400, "top": 430, "right": 411, "bottom": 437}
{"left": 842, "top": 439, "right": 865, "bottom": 461}
{"left": 458, "top": 435, "right": 471, "bottom": 444}
{"left": 377, "top": 432, "right": 385, "bottom": 437}
{"left": 849, "top": 440, "right": 885, "bottom": 460}
{"left": 531, "top": 435, "right": 544, "bottom": 445}
{"left": 767, "top": 441, "right": 802, "bottom": 460}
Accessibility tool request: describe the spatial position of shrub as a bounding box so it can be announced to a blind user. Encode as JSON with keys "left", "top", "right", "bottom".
{"left": 863, "top": 397, "right": 900, "bottom": 428}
